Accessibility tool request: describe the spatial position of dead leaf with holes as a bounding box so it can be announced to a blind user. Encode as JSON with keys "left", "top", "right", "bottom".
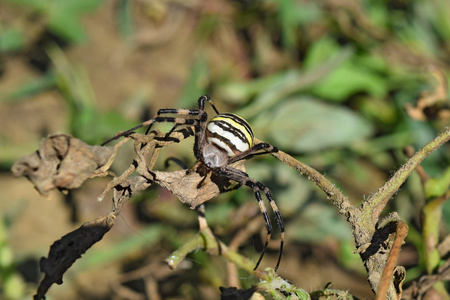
{"left": 11, "top": 134, "right": 115, "bottom": 196}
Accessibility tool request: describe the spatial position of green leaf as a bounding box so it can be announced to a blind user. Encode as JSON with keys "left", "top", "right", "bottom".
{"left": 424, "top": 167, "right": 450, "bottom": 199}
{"left": 289, "top": 203, "right": 352, "bottom": 242}
{"left": 217, "top": 72, "right": 286, "bottom": 105}
{"left": 177, "top": 56, "right": 209, "bottom": 107}
{"left": 0, "top": 28, "right": 24, "bottom": 52}
{"left": 304, "top": 37, "right": 388, "bottom": 101}
{"left": 4, "top": 274, "right": 26, "bottom": 299}
{"left": 48, "top": 14, "right": 88, "bottom": 43}
{"left": 5, "top": 0, "right": 103, "bottom": 43}
{"left": 303, "top": 36, "right": 341, "bottom": 70}
{"left": 253, "top": 96, "right": 374, "bottom": 152}
{"left": 116, "top": 0, "right": 134, "bottom": 39}
{"left": 2, "top": 72, "right": 56, "bottom": 102}
{"left": 236, "top": 46, "right": 353, "bottom": 117}
{"left": 429, "top": 0, "right": 450, "bottom": 40}
{"left": 443, "top": 201, "right": 450, "bottom": 231}
{"left": 278, "top": 0, "right": 297, "bottom": 52}
{"left": 311, "top": 62, "right": 387, "bottom": 101}
{"left": 48, "top": 0, "right": 103, "bottom": 43}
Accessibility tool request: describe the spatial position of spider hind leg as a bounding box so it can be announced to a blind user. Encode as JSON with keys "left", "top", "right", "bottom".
{"left": 216, "top": 167, "right": 285, "bottom": 271}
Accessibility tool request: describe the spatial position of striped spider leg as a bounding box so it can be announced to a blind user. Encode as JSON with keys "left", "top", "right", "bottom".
{"left": 203, "top": 111, "right": 285, "bottom": 271}
{"left": 101, "top": 95, "right": 218, "bottom": 146}
{"left": 215, "top": 166, "right": 285, "bottom": 271}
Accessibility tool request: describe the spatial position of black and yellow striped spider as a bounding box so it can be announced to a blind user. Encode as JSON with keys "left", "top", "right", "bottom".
{"left": 102, "top": 95, "right": 285, "bottom": 271}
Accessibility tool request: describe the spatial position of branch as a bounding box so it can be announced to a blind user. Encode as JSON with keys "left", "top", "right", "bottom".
{"left": 164, "top": 227, "right": 259, "bottom": 277}
{"left": 254, "top": 138, "right": 355, "bottom": 218}
{"left": 375, "top": 221, "right": 408, "bottom": 300}
{"left": 363, "top": 127, "right": 450, "bottom": 226}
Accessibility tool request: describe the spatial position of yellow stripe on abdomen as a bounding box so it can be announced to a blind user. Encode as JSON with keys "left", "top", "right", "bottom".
{"left": 206, "top": 113, "right": 254, "bottom": 156}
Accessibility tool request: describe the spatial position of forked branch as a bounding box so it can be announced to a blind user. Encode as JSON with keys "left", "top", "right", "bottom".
{"left": 257, "top": 128, "right": 449, "bottom": 299}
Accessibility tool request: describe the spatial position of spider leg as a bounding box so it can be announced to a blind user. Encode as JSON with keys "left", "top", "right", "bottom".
{"left": 164, "top": 157, "right": 189, "bottom": 170}
{"left": 153, "top": 126, "right": 195, "bottom": 144}
{"left": 101, "top": 123, "right": 149, "bottom": 146}
{"left": 216, "top": 167, "right": 285, "bottom": 271}
{"left": 163, "top": 156, "right": 212, "bottom": 231}
{"left": 164, "top": 157, "right": 208, "bottom": 227}
{"left": 228, "top": 143, "right": 278, "bottom": 164}
{"left": 101, "top": 116, "right": 199, "bottom": 146}
{"left": 102, "top": 95, "right": 216, "bottom": 146}
{"left": 222, "top": 182, "right": 243, "bottom": 193}
{"left": 163, "top": 153, "right": 222, "bottom": 255}
{"left": 143, "top": 109, "right": 199, "bottom": 136}
{"left": 196, "top": 203, "right": 222, "bottom": 255}
{"left": 195, "top": 203, "right": 208, "bottom": 230}
{"left": 193, "top": 94, "right": 223, "bottom": 159}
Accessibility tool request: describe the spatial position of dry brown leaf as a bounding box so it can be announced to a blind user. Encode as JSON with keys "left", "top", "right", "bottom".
{"left": 153, "top": 161, "right": 245, "bottom": 209}
{"left": 11, "top": 134, "right": 115, "bottom": 196}
{"left": 34, "top": 215, "right": 115, "bottom": 300}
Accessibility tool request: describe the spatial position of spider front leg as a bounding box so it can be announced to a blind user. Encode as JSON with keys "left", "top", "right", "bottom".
{"left": 228, "top": 143, "right": 278, "bottom": 164}
{"left": 101, "top": 114, "right": 199, "bottom": 146}
{"left": 216, "top": 167, "right": 285, "bottom": 271}
{"left": 151, "top": 95, "right": 219, "bottom": 141}
{"left": 101, "top": 95, "right": 217, "bottom": 146}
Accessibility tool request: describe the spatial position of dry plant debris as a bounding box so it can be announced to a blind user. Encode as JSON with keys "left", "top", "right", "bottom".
{"left": 11, "top": 134, "right": 115, "bottom": 196}
{"left": 405, "top": 67, "right": 450, "bottom": 124}
{"left": 34, "top": 216, "right": 115, "bottom": 300}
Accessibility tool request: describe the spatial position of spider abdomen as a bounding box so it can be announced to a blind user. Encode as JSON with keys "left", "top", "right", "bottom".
{"left": 206, "top": 113, "right": 254, "bottom": 157}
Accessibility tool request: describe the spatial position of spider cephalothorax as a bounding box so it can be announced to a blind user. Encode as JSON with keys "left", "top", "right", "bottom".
{"left": 102, "top": 95, "right": 285, "bottom": 271}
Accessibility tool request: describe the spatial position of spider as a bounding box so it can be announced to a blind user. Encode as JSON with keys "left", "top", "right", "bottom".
{"left": 102, "top": 95, "right": 285, "bottom": 271}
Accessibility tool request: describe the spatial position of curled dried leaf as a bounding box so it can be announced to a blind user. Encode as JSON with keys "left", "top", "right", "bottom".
{"left": 393, "top": 266, "right": 406, "bottom": 299}
{"left": 11, "top": 134, "right": 115, "bottom": 196}
{"left": 34, "top": 215, "right": 115, "bottom": 300}
{"left": 153, "top": 161, "right": 245, "bottom": 209}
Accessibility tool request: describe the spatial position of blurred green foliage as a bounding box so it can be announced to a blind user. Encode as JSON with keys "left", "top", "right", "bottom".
{"left": 0, "top": 28, "right": 24, "bottom": 53}
{"left": 0, "top": 219, "right": 26, "bottom": 299}
{"left": 4, "top": 0, "right": 102, "bottom": 43}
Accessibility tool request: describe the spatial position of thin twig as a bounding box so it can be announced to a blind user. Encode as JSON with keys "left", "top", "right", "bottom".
{"left": 254, "top": 138, "right": 354, "bottom": 217}
{"left": 375, "top": 221, "right": 409, "bottom": 300}
{"left": 364, "top": 127, "right": 450, "bottom": 226}
{"left": 164, "top": 226, "right": 267, "bottom": 279}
